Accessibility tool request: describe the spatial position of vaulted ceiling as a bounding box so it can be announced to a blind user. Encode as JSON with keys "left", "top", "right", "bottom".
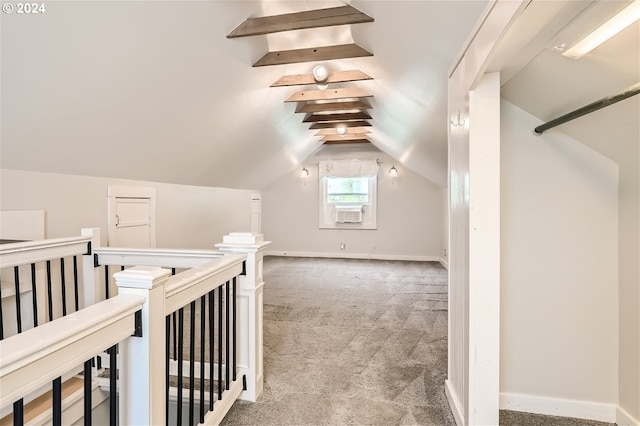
{"left": 2, "top": 1, "right": 636, "bottom": 192}
{"left": 0, "top": 1, "right": 488, "bottom": 190}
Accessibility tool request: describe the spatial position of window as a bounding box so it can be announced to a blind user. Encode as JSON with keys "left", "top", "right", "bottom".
{"left": 318, "top": 160, "right": 378, "bottom": 229}
{"left": 327, "top": 177, "right": 370, "bottom": 203}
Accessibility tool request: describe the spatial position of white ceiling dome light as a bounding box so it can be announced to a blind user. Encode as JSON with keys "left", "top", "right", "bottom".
{"left": 313, "top": 65, "right": 329, "bottom": 90}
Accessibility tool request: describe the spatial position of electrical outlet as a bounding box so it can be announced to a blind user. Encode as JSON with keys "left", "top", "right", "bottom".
{"left": 340, "top": 243, "right": 346, "bottom": 250}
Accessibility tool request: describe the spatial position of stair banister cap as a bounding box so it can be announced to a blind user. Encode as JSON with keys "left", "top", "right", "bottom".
{"left": 114, "top": 266, "right": 171, "bottom": 289}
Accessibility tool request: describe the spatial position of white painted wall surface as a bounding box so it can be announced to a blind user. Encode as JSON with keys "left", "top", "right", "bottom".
{"left": 261, "top": 150, "right": 444, "bottom": 261}
{"left": 560, "top": 89, "right": 640, "bottom": 425}
{"left": 614, "top": 97, "right": 640, "bottom": 424}
{"left": 0, "top": 169, "right": 254, "bottom": 248}
{"left": 500, "top": 101, "right": 619, "bottom": 420}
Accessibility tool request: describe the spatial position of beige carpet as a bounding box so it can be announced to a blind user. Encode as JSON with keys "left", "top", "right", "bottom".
{"left": 218, "top": 256, "right": 614, "bottom": 426}
{"left": 222, "top": 256, "right": 451, "bottom": 425}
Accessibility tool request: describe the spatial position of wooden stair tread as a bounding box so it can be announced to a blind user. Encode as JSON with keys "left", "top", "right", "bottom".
{"left": 0, "top": 377, "right": 83, "bottom": 426}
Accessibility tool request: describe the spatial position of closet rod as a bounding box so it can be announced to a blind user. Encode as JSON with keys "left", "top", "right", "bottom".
{"left": 534, "top": 82, "right": 640, "bottom": 135}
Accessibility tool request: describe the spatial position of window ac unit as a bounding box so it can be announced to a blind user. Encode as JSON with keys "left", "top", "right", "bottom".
{"left": 335, "top": 206, "right": 363, "bottom": 224}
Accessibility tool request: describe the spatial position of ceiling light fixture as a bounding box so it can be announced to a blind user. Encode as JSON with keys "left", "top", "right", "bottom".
{"left": 562, "top": 0, "right": 640, "bottom": 60}
{"left": 312, "top": 65, "right": 329, "bottom": 90}
{"left": 336, "top": 124, "right": 347, "bottom": 136}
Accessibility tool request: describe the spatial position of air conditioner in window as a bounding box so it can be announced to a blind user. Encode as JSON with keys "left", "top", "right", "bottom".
{"left": 334, "top": 205, "right": 363, "bottom": 224}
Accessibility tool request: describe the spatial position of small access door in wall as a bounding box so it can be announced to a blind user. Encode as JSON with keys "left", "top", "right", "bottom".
{"left": 107, "top": 186, "right": 156, "bottom": 248}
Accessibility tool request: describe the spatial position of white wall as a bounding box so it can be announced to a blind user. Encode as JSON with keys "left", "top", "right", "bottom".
{"left": 0, "top": 169, "right": 254, "bottom": 249}
{"left": 499, "top": 100, "right": 619, "bottom": 420}
{"left": 615, "top": 99, "right": 640, "bottom": 424}
{"left": 261, "top": 148, "right": 444, "bottom": 261}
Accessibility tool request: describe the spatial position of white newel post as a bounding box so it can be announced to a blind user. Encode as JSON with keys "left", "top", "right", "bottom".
{"left": 114, "top": 266, "right": 171, "bottom": 426}
{"left": 81, "top": 227, "right": 101, "bottom": 307}
{"left": 216, "top": 233, "right": 271, "bottom": 402}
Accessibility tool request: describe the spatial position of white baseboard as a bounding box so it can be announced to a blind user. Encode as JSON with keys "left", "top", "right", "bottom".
{"left": 439, "top": 257, "right": 448, "bottom": 269}
{"left": 445, "top": 380, "right": 465, "bottom": 426}
{"left": 617, "top": 405, "right": 640, "bottom": 426}
{"left": 499, "top": 392, "right": 617, "bottom": 423}
{"left": 264, "top": 250, "right": 441, "bottom": 263}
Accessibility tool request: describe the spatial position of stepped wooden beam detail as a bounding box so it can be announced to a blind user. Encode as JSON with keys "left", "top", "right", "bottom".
{"left": 271, "top": 69, "right": 373, "bottom": 87}
{"left": 227, "top": 5, "right": 374, "bottom": 38}
{"left": 323, "top": 139, "right": 370, "bottom": 145}
{"left": 296, "top": 100, "right": 372, "bottom": 114}
{"left": 310, "top": 120, "right": 371, "bottom": 130}
{"left": 321, "top": 134, "right": 370, "bottom": 142}
{"left": 303, "top": 112, "right": 371, "bottom": 123}
{"left": 286, "top": 87, "right": 373, "bottom": 102}
{"left": 315, "top": 127, "right": 370, "bottom": 136}
{"left": 254, "top": 43, "right": 372, "bottom": 67}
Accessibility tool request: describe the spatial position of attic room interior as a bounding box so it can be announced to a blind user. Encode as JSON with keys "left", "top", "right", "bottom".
{"left": 0, "top": 0, "right": 639, "bottom": 425}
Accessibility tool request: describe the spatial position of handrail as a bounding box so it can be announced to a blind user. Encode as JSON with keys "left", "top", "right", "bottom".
{"left": 0, "top": 236, "right": 92, "bottom": 268}
{"left": 164, "top": 253, "right": 246, "bottom": 315}
{"left": 94, "top": 247, "right": 224, "bottom": 269}
{"left": 0, "top": 294, "right": 145, "bottom": 408}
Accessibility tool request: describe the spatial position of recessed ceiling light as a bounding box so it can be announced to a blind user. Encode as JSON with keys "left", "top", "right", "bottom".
{"left": 563, "top": 0, "right": 640, "bottom": 60}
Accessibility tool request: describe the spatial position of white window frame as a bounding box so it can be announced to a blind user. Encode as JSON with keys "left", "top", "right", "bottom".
{"left": 318, "top": 160, "right": 378, "bottom": 230}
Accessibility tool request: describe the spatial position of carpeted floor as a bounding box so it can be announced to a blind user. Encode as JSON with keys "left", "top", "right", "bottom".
{"left": 222, "top": 256, "right": 452, "bottom": 425}
{"left": 221, "top": 257, "right": 614, "bottom": 426}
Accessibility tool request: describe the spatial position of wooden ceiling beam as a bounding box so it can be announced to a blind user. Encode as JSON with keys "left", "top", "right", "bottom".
{"left": 227, "top": 5, "right": 374, "bottom": 38}
{"left": 303, "top": 112, "right": 371, "bottom": 123}
{"left": 323, "top": 139, "right": 371, "bottom": 145}
{"left": 315, "top": 127, "right": 370, "bottom": 136}
{"left": 271, "top": 69, "right": 373, "bottom": 87}
{"left": 286, "top": 87, "right": 373, "bottom": 102}
{"left": 296, "top": 100, "right": 372, "bottom": 114}
{"left": 309, "top": 121, "right": 371, "bottom": 129}
{"left": 321, "top": 134, "right": 370, "bottom": 142}
{"left": 254, "top": 43, "right": 372, "bottom": 67}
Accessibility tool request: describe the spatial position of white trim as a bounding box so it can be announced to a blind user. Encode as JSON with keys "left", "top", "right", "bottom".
{"left": 107, "top": 186, "right": 155, "bottom": 198}
{"left": 499, "top": 392, "right": 617, "bottom": 423}
{"left": 467, "top": 72, "right": 502, "bottom": 426}
{"left": 617, "top": 405, "right": 640, "bottom": 426}
{"left": 0, "top": 236, "right": 92, "bottom": 269}
{"left": 445, "top": 379, "right": 465, "bottom": 426}
{"left": 0, "top": 294, "right": 144, "bottom": 407}
{"left": 264, "top": 250, "right": 442, "bottom": 263}
{"left": 439, "top": 257, "right": 449, "bottom": 270}
{"left": 94, "top": 246, "right": 223, "bottom": 269}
